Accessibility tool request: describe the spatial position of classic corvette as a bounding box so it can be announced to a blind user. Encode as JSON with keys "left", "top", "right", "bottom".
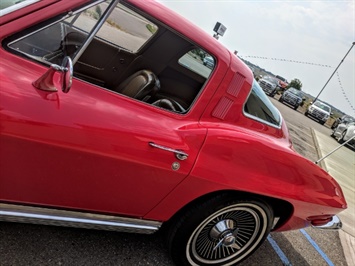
{"left": 0, "top": 0, "right": 347, "bottom": 265}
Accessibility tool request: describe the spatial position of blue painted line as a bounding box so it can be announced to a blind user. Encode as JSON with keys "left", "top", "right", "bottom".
{"left": 267, "top": 234, "right": 292, "bottom": 266}
{"left": 300, "top": 229, "right": 334, "bottom": 266}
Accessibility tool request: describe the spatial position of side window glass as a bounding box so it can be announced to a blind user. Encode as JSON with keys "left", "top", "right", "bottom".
{"left": 7, "top": 3, "right": 109, "bottom": 65}
{"left": 96, "top": 3, "right": 157, "bottom": 52}
{"left": 7, "top": 1, "right": 158, "bottom": 64}
{"left": 178, "top": 49, "right": 215, "bottom": 78}
{"left": 244, "top": 80, "right": 281, "bottom": 127}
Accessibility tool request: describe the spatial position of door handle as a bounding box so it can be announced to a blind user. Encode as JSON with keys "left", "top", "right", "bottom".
{"left": 148, "top": 142, "right": 188, "bottom": 161}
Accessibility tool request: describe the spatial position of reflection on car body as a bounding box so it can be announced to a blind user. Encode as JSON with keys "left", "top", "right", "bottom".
{"left": 0, "top": 0, "right": 347, "bottom": 265}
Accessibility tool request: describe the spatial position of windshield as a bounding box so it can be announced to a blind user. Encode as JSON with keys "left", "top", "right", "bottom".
{"left": 263, "top": 76, "right": 278, "bottom": 85}
{"left": 276, "top": 75, "right": 286, "bottom": 82}
{"left": 288, "top": 88, "right": 303, "bottom": 97}
{"left": 314, "top": 101, "right": 330, "bottom": 112}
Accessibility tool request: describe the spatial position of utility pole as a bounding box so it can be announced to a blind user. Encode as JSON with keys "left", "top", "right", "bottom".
{"left": 313, "top": 42, "right": 355, "bottom": 103}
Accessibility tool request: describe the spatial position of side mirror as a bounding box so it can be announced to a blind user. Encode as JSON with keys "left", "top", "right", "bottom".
{"left": 33, "top": 56, "right": 73, "bottom": 93}
{"left": 61, "top": 56, "right": 73, "bottom": 93}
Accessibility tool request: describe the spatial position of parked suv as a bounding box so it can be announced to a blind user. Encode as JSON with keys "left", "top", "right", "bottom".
{"left": 258, "top": 76, "right": 278, "bottom": 96}
{"left": 305, "top": 101, "right": 331, "bottom": 125}
{"left": 279, "top": 87, "right": 303, "bottom": 110}
{"left": 331, "top": 115, "right": 355, "bottom": 129}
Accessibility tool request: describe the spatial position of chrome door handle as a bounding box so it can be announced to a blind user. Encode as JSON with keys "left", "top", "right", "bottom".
{"left": 149, "top": 142, "right": 188, "bottom": 161}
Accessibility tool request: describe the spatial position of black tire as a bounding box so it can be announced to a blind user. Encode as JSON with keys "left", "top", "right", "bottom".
{"left": 293, "top": 105, "right": 298, "bottom": 110}
{"left": 331, "top": 121, "right": 338, "bottom": 130}
{"left": 320, "top": 121, "right": 325, "bottom": 125}
{"left": 304, "top": 111, "right": 308, "bottom": 116}
{"left": 338, "top": 130, "right": 346, "bottom": 144}
{"left": 278, "top": 97, "right": 283, "bottom": 103}
{"left": 167, "top": 194, "right": 273, "bottom": 266}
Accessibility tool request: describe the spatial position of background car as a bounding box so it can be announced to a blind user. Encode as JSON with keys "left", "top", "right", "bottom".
{"left": 278, "top": 87, "right": 303, "bottom": 110}
{"left": 305, "top": 101, "right": 332, "bottom": 125}
{"left": 258, "top": 76, "right": 279, "bottom": 96}
{"left": 331, "top": 122, "right": 355, "bottom": 148}
{"left": 275, "top": 75, "right": 288, "bottom": 91}
{"left": 203, "top": 55, "right": 214, "bottom": 69}
{"left": 331, "top": 114, "right": 355, "bottom": 129}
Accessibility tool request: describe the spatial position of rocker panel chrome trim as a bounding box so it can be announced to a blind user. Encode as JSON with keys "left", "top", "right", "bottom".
{"left": 0, "top": 203, "right": 161, "bottom": 234}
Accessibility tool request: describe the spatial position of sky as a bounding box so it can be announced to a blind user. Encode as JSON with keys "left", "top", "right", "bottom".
{"left": 157, "top": 0, "right": 355, "bottom": 116}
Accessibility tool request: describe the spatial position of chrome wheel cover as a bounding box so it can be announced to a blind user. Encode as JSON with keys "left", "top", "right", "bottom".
{"left": 186, "top": 203, "right": 268, "bottom": 265}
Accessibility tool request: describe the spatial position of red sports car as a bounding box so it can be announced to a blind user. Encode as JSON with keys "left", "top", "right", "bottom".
{"left": 0, "top": 1, "right": 346, "bottom": 265}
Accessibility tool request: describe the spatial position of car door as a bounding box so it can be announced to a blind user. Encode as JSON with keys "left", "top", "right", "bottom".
{"left": 0, "top": 53, "right": 207, "bottom": 217}
{"left": 0, "top": 1, "right": 208, "bottom": 217}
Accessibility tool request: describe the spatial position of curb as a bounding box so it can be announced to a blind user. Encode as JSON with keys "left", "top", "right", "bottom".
{"left": 310, "top": 128, "right": 328, "bottom": 171}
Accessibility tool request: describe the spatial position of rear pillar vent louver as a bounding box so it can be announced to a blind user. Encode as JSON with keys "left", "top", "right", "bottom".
{"left": 212, "top": 72, "right": 245, "bottom": 120}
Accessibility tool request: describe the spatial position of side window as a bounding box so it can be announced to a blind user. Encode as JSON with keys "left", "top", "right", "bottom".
{"left": 7, "top": 2, "right": 158, "bottom": 64}
{"left": 178, "top": 48, "right": 215, "bottom": 78}
{"left": 244, "top": 80, "right": 281, "bottom": 127}
{"left": 5, "top": 1, "right": 211, "bottom": 115}
{"left": 7, "top": 3, "right": 109, "bottom": 65}
{"left": 96, "top": 3, "right": 157, "bottom": 52}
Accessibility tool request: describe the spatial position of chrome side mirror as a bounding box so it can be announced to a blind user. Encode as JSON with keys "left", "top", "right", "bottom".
{"left": 33, "top": 56, "right": 73, "bottom": 93}
{"left": 61, "top": 56, "right": 73, "bottom": 93}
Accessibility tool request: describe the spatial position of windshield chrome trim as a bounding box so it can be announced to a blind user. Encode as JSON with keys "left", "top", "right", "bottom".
{"left": 0, "top": 0, "right": 39, "bottom": 17}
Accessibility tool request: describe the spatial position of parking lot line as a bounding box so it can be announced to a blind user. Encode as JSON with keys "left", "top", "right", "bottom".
{"left": 267, "top": 234, "right": 292, "bottom": 265}
{"left": 300, "top": 229, "right": 334, "bottom": 266}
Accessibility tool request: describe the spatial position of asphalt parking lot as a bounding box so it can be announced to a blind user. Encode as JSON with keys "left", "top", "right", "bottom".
{"left": 0, "top": 97, "right": 353, "bottom": 266}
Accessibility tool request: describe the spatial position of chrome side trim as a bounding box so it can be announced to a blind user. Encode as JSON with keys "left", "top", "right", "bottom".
{"left": 0, "top": 204, "right": 161, "bottom": 234}
{"left": 311, "top": 215, "right": 342, "bottom": 230}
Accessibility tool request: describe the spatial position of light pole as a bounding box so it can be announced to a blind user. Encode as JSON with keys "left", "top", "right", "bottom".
{"left": 313, "top": 42, "right": 355, "bottom": 104}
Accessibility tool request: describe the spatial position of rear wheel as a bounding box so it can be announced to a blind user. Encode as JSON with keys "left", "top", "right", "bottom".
{"left": 168, "top": 195, "right": 273, "bottom": 266}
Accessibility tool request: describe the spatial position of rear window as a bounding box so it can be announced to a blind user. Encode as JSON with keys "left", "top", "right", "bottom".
{"left": 178, "top": 49, "right": 214, "bottom": 78}
{"left": 244, "top": 80, "right": 281, "bottom": 127}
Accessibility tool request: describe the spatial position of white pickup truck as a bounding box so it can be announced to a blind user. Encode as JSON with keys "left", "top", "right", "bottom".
{"left": 305, "top": 101, "right": 332, "bottom": 125}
